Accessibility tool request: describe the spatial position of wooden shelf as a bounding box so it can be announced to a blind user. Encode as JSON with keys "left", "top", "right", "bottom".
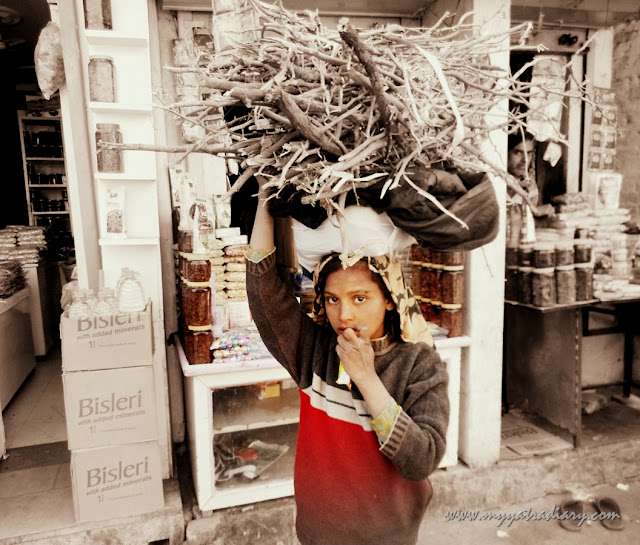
{"left": 213, "top": 387, "right": 300, "bottom": 434}
{"left": 84, "top": 30, "right": 149, "bottom": 47}
{"left": 25, "top": 157, "right": 64, "bottom": 161}
{"left": 29, "top": 184, "right": 67, "bottom": 188}
{"left": 90, "top": 102, "right": 153, "bottom": 114}
{"left": 32, "top": 211, "right": 69, "bottom": 215}
{"left": 99, "top": 237, "right": 160, "bottom": 246}
{"left": 21, "top": 115, "right": 61, "bottom": 121}
{"left": 94, "top": 173, "right": 156, "bottom": 182}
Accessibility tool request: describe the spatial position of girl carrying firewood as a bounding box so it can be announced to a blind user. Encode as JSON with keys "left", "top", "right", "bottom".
{"left": 246, "top": 177, "right": 449, "bottom": 545}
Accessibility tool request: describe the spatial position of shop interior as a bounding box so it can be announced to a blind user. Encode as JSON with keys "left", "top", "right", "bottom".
{"left": 0, "top": 0, "right": 70, "bottom": 477}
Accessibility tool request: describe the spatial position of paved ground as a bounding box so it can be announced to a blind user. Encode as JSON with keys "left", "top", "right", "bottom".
{"left": 419, "top": 477, "right": 640, "bottom": 544}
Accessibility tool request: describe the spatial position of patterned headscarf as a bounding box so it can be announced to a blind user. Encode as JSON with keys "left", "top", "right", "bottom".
{"left": 312, "top": 253, "right": 433, "bottom": 346}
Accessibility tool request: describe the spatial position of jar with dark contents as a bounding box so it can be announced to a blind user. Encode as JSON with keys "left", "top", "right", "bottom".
{"left": 505, "top": 266, "right": 518, "bottom": 301}
{"left": 440, "top": 303, "right": 463, "bottom": 337}
{"left": 430, "top": 301, "right": 442, "bottom": 327}
{"left": 441, "top": 251, "right": 465, "bottom": 267}
{"left": 506, "top": 246, "right": 519, "bottom": 267}
{"left": 410, "top": 244, "right": 423, "bottom": 262}
{"left": 429, "top": 265, "right": 443, "bottom": 304}
{"left": 555, "top": 265, "right": 576, "bottom": 305}
{"left": 182, "top": 326, "right": 213, "bottom": 364}
{"left": 182, "top": 282, "right": 212, "bottom": 327}
{"left": 574, "top": 240, "right": 593, "bottom": 264}
{"left": 533, "top": 243, "right": 555, "bottom": 269}
{"left": 419, "top": 300, "right": 431, "bottom": 322}
{"left": 411, "top": 263, "right": 422, "bottom": 296}
{"left": 441, "top": 267, "right": 464, "bottom": 305}
{"left": 517, "top": 266, "right": 533, "bottom": 305}
{"left": 184, "top": 256, "right": 211, "bottom": 283}
{"left": 575, "top": 264, "right": 594, "bottom": 301}
{"left": 518, "top": 244, "right": 534, "bottom": 267}
{"left": 430, "top": 250, "right": 444, "bottom": 267}
{"left": 554, "top": 241, "right": 575, "bottom": 267}
{"left": 178, "top": 229, "right": 194, "bottom": 253}
{"left": 95, "top": 123, "right": 123, "bottom": 172}
{"left": 532, "top": 267, "right": 556, "bottom": 307}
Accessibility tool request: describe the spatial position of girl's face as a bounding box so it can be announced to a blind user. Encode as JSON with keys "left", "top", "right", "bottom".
{"left": 323, "top": 261, "right": 395, "bottom": 339}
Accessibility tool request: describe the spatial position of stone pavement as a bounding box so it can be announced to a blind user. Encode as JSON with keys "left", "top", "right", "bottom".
{"left": 419, "top": 477, "right": 640, "bottom": 545}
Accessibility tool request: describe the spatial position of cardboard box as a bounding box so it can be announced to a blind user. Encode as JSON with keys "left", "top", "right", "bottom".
{"left": 61, "top": 304, "right": 153, "bottom": 371}
{"left": 71, "top": 441, "right": 164, "bottom": 523}
{"left": 63, "top": 366, "right": 158, "bottom": 450}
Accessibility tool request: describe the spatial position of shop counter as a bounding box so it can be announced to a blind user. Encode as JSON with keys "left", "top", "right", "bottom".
{"left": 175, "top": 332, "right": 469, "bottom": 511}
{"left": 0, "top": 288, "right": 36, "bottom": 411}
{"left": 504, "top": 297, "right": 640, "bottom": 447}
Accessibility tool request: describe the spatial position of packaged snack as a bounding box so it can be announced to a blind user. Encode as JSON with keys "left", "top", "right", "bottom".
{"left": 213, "top": 195, "right": 232, "bottom": 229}
{"left": 224, "top": 244, "right": 250, "bottom": 257}
{"left": 226, "top": 262, "right": 247, "bottom": 272}
{"left": 225, "top": 281, "right": 246, "bottom": 291}
{"left": 104, "top": 186, "right": 126, "bottom": 238}
{"left": 215, "top": 227, "right": 241, "bottom": 239}
{"left": 193, "top": 199, "right": 214, "bottom": 254}
{"left": 222, "top": 234, "right": 249, "bottom": 246}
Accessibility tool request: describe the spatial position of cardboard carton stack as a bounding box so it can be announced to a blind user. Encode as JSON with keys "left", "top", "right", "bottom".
{"left": 60, "top": 302, "right": 164, "bottom": 522}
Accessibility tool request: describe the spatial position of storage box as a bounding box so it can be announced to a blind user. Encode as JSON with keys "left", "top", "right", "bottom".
{"left": 63, "top": 366, "right": 158, "bottom": 450}
{"left": 71, "top": 441, "right": 164, "bottom": 523}
{"left": 61, "top": 304, "right": 153, "bottom": 371}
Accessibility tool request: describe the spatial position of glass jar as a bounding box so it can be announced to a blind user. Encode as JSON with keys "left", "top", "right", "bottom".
{"left": 68, "top": 289, "right": 93, "bottom": 319}
{"left": 183, "top": 255, "right": 212, "bottom": 283}
{"left": 573, "top": 240, "right": 592, "bottom": 264}
{"left": 575, "top": 264, "right": 594, "bottom": 301}
{"left": 517, "top": 266, "right": 533, "bottom": 305}
{"left": 410, "top": 244, "right": 423, "bottom": 262}
{"left": 420, "top": 264, "right": 433, "bottom": 301}
{"left": 411, "top": 263, "right": 422, "bottom": 297}
{"left": 441, "top": 267, "right": 464, "bottom": 305}
{"left": 95, "top": 123, "right": 123, "bottom": 172}
{"left": 89, "top": 57, "right": 116, "bottom": 102}
{"left": 182, "top": 281, "right": 212, "bottom": 327}
{"left": 532, "top": 267, "right": 556, "bottom": 307}
{"left": 441, "top": 251, "right": 465, "bottom": 267}
{"left": 430, "top": 301, "right": 442, "bottom": 327}
{"left": 178, "top": 229, "right": 194, "bottom": 253}
{"left": 419, "top": 300, "right": 431, "bottom": 322}
{"left": 183, "top": 326, "right": 213, "bottom": 364}
{"left": 554, "top": 241, "right": 575, "bottom": 267}
{"left": 555, "top": 265, "right": 576, "bottom": 305}
{"left": 533, "top": 243, "right": 555, "bottom": 269}
{"left": 517, "top": 244, "right": 534, "bottom": 267}
{"left": 505, "top": 266, "right": 518, "bottom": 301}
{"left": 440, "top": 303, "right": 463, "bottom": 337}
{"left": 506, "top": 246, "right": 519, "bottom": 267}
{"left": 84, "top": 0, "right": 113, "bottom": 29}
{"left": 116, "top": 268, "right": 146, "bottom": 313}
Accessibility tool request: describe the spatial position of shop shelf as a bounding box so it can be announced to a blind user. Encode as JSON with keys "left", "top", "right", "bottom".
{"left": 32, "top": 211, "right": 69, "bottom": 215}
{"left": 29, "top": 184, "right": 67, "bottom": 188}
{"left": 213, "top": 386, "right": 300, "bottom": 434}
{"left": 89, "top": 102, "right": 153, "bottom": 114}
{"left": 84, "top": 30, "right": 149, "bottom": 47}
{"left": 25, "top": 157, "right": 65, "bottom": 161}
{"left": 98, "top": 237, "right": 160, "bottom": 246}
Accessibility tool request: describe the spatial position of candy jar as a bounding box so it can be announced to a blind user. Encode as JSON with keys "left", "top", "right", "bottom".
{"left": 116, "top": 268, "right": 146, "bottom": 312}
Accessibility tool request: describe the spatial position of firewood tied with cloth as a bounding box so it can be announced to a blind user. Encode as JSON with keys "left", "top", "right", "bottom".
{"left": 100, "top": 0, "right": 597, "bottom": 248}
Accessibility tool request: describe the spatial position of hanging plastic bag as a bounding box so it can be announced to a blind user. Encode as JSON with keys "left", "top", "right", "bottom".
{"left": 34, "top": 21, "right": 65, "bottom": 100}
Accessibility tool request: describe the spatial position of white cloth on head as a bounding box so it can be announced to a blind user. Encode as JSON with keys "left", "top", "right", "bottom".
{"left": 292, "top": 205, "right": 416, "bottom": 272}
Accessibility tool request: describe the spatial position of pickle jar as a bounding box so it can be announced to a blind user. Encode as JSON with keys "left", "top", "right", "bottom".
{"left": 506, "top": 246, "right": 519, "bottom": 267}
{"left": 440, "top": 303, "right": 463, "bottom": 337}
{"left": 88, "top": 57, "right": 116, "bottom": 102}
{"left": 533, "top": 243, "right": 556, "bottom": 269}
{"left": 178, "top": 229, "right": 194, "bottom": 253}
{"left": 574, "top": 240, "right": 593, "bottom": 264}
{"left": 505, "top": 266, "right": 518, "bottom": 302}
{"left": 532, "top": 267, "right": 556, "bottom": 307}
{"left": 441, "top": 267, "right": 464, "bottom": 305}
{"left": 518, "top": 244, "right": 534, "bottom": 267}
{"left": 184, "top": 255, "right": 212, "bottom": 283}
{"left": 411, "top": 262, "right": 422, "bottom": 296}
{"left": 441, "top": 251, "right": 465, "bottom": 267}
{"left": 429, "top": 264, "right": 443, "bottom": 303}
{"left": 183, "top": 326, "right": 213, "bottom": 364}
{"left": 517, "top": 266, "right": 533, "bottom": 305}
{"left": 555, "top": 265, "right": 576, "bottom": 305}
{"left": 554, "top": 240, "right": 575, "bottom": 267}
{"left": 430, "top": 301, "right": 442, "bottom": 327}
{"left": 182, "top": 282, "right": 212, "bottom": 327}
{"left": 575, "top": 263, "right": 594, "bottom": 301}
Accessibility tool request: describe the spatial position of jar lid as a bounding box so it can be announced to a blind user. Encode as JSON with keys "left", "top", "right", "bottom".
{"left": 186, "top": 325, "right": 213, "bottom": 332}
{"left": 441, "top": 265, "right": 464, "bottom": 272}
{"left": 420, "top": 297, "right": 432, "bottom": 303}
{"left": 554, "top": 240, "right": 574, "bottom": 250}
{"left": 430, "top": 300, "right": 442, "bottom": 307}
{"left": 182, "top": 278, "right": 211, "bottom": 287}
{"left": 441, "top": 303, "right": 462, "bottom": 310}
{"left": 534, "top": 242, "right": 555, "bottom": 251}
{"left": 555, "top": 264, "right": 575, "bottom": 271}
{"left": 181, "top": 252, "right": 211, "bottom": 261}
{"left": 96, "top": 123, "right": 121, "bottom": 130}
{"left": 533, "top": 267, "right": 555, "bottom": 273}
{"left": 506, "top": 265, "right": 519, "bottom": 270}
{"left": 574, "top": 262, "right": 594, "bottom": 269}
{"left": 518, "top": 266, "right": 534, "bottom": 272}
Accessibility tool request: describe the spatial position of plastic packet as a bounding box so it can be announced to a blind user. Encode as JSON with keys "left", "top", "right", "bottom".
{"left": 104, "top": 186, "right": 126, "bottom": 238}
